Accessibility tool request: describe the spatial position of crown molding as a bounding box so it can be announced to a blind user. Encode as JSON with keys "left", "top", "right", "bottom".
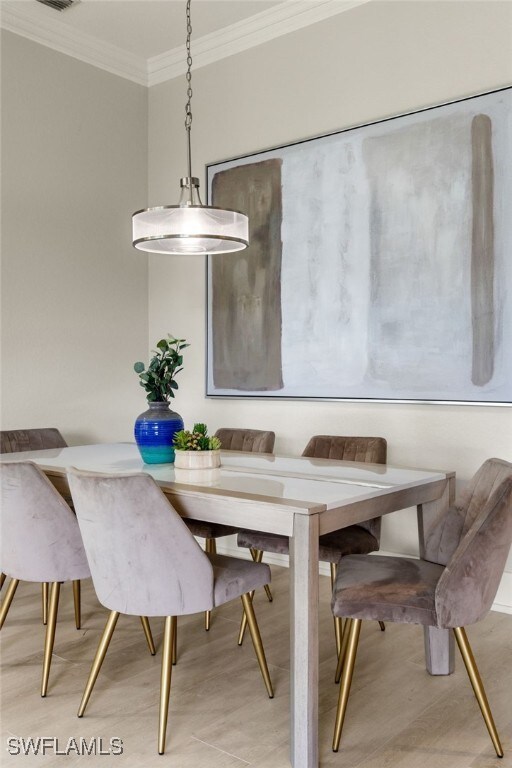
{"left": 1, "top": 0, "right": 369, "bottom": 88}
{"left": 148, "top": 0, "right": 369, "bottom": 87}
{"left": 0, "top": 3, "right": 148, "bottom": 85}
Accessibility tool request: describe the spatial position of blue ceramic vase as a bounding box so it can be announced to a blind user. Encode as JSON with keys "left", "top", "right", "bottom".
{"left": 134, "top": 401, "right": 184, "bottom": 464}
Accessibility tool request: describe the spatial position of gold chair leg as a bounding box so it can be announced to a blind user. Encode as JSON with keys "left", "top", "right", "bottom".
{"left": 238, "top": 549, "right": 273, "bottom": 646}
{"left": 0, "top": 572, "right": 6, "bottom": 590}
{"left": 204, "top": 539, "right": 215, "bottom": 631}
{"left": 72, "top": 580, "right": 81, "bottom": 630}
{"left": 335, "top": 618, "right": 352, "bottom": 683}
{"left": 332, "top": 618, "right": 361, "bottom": 751}
{"left": 172, "top": 617, "right": 177, "bottom": 665}
{"left": 158, "top": 616, "right": 176, "bottom": 755}
{"left": 41, "top": 582, "right": 61, "bottom": 697}
{"left": 42, "top": 582, "right": 49, "bottom": 625}
{"left": 250, "top": 548, "right": 273, "bottom": 602}
{"left": 0, "top": 578, "right": 20, "bottom": 629}
{"left": 378, "top": 621, "right": 385, "bottom": 631}
{"left": 240, "top": 593, "right": 273, "bottom": 698}
{"left": 453, "top": 626, "right": 503, "bottom": 758}
{"left": 140, "top": 616, "right": 156, "bottom": 655}
{"left": 78, "top": 610, "right": 120, "bottom": 717}
{"left": 330, "top": 564, "right": 343, "bottom": 656}
{"left": 238, "top": 588, "right": 256, "bottom": 646}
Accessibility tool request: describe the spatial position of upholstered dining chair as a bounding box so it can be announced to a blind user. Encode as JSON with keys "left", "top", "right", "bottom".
{"left": 330, "top": 457, "right": 512, "bottom": 758}
{"left": 185, "top": 427, "right": 276, "bottom": 630}
{"left": 0, "top": 461, "right": 92, "bottom": 696}
{"left": 237, "top": 435, "right": 387, "bottom": 649}
{"left": 0, "top": 461, "right": 157, "bottom": 696}
{"left": 0, "top": 427, "right": 82, "bottom": 628}
{"left": 67, "top": 467, "right": 274, "bottom": 756}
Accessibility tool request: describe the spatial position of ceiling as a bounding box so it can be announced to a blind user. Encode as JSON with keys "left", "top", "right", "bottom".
{"left": 0, "top": 0, "right": 368, "bottom": 84}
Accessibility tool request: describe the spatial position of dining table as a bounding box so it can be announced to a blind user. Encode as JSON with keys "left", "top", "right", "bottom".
{"left": 0, "top": 442, "right": 455, "bottom": 768}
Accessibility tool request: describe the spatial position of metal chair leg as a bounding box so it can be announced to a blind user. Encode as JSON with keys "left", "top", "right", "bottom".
{"left": 453, "top": 626, "right": 503, "bottom": 758}
{"left": 250, "top": 548, "right": 273, "bottom": 602}
{"left": 335, "top": 618, "right": 352, "bottom": 684}
{"left": 330, "top": 564, "right": 343, "bottom": 656}
{"left": 0, "top": 578, "right": 20, "bottom": 629}
{"left": 332, "top": 618, "right": 362, "bottom": 751}
{"left": 72, "top": 580, "right": 81, "bottom": 629}
{"left": 240, "top": 593, "right": 273, "bottom": 698}
{"left": 238, "top": 589, "right": 254, "bottom": 646}
{"left": 238, "top": 549, "right": 273, "bottom": 647}
{"left": 42, "top": 582, "right": 49, "bottom": 625}
{"left": 78, "top": 610, "right": 120, "bottom": 717}
{"left": 158, "top": 616, "right": 176, "bottom": 755}
{"left": 0, "top": 573, "right": 5, "bottom": 590}
{"left": 172, "top": 617, "right": 177, "bottom": 665}
{"left": 204, "top": 539, "right": 215, "bottom": 631}
{"left": 41, "top": 582, "right": 61, "bottom": 697}
{"left": 140, "top": 616, "right": 156, "bottom": 655}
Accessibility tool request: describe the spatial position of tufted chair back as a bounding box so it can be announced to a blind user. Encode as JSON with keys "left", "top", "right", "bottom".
{"left": 215, "top": 428, "right": 275, "bottom": 454}
{"left": 302, "top": 435, "right": 387, "bottom": 540}
{"left": 1, "top": 428, "right": 67, "bottom": 454}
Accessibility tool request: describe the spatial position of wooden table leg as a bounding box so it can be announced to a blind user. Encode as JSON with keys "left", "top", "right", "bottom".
{"left": 423, "top": 626, "right": 455, "bottom": 675}
{"left": 417, "top": 475, "right": 456, "bottom": 676}
{"left": 289, "top": 512, "right": 320, "bottom": 768}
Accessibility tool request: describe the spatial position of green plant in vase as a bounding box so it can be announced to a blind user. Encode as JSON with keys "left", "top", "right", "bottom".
{"left": 134, "top": 335, "right": 189, "bottom": 402}
{"left": 133, "top": 335, "right": 189, "bottom": 464}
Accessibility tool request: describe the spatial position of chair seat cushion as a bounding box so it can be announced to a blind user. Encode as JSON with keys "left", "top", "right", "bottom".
{"left": 184, "top": 519, "right": 238, "bottom": 539}
{"left": 207, "top": 553, "right": 271, "bottom": 607}
{"left": 331, "top": 555, "right": 445, "bottom": 627}
{"left": 237, "top": 525, "right": 379, "bottom": 563}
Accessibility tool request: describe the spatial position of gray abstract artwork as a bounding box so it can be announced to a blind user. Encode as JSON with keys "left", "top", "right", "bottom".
{"left": 207, "top": 88, "right": 512, "bottom": 403}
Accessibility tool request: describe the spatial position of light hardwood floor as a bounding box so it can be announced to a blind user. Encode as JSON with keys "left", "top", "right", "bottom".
{"left": 1, "top": 566, "right": 511, "bottom": 767}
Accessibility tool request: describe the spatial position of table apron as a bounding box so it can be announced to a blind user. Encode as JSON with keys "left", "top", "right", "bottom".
{"left": 318, "top": 478, "right": 449, "bottom": 536}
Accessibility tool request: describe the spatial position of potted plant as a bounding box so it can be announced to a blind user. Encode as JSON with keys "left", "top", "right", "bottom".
{"left": 173, "top": 423, "right": 222, "bottom": 469}
{"left": 133, "top": 335, "right": 189, "bottom": 464}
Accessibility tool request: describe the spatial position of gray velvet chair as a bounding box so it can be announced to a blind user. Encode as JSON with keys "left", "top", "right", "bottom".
{"left": 67, "top": 467, "right": 274, "bottom": 755}
{"left": 237, "top": 435, "right": 387, "bottom": 648}
{"left": 330, "top": 457, "right": 512, "bottom": 758}
{"left": 0, "top": 461, "right": 92, "bottom": 696}
{"left": 0, "top": 427, "right": 82, "bottom": 628}
{"left": 185, "top": 427, "right": 276, "bottom": 629}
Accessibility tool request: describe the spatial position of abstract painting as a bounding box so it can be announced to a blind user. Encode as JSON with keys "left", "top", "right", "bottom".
{"left": 206, "top": 88, "right": 512, "bottom": 404}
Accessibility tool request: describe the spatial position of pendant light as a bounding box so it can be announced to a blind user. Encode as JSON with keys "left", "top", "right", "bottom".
{"left": 132, "top": 0, "right": 249, "bottom": 255}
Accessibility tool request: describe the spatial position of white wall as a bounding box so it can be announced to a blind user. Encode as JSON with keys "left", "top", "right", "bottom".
{"left": 148, "top": 1, "right": 512, "bottom": 609}
{"left": 1, "top": 31, "right": 149, "bottom": 444}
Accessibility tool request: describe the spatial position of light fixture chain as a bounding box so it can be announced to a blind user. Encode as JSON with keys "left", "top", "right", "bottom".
{"left": 185, "top": 0, "right": 193, "bottom": 134}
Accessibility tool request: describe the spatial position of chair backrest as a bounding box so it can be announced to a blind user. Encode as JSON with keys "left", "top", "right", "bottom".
{"left": 67, "top": 468, "right": 215, "bottom": 617}
{"left": 0, "top": 461, "right": 90, "bottom": 583}
{"left": 435, "top": 459, "right": 512, "bottom": 628}
{"left": 423, "top": 457, "right": 512, "bottom": 566}
{"left": 302, "top": 435, "right": 387, "bottom": 464}
{"left": 215, "top": 428, "right": 275, "bottom": 454}
{"left": 1, "top": 428, "right": 68, "bottom": 454}
{"left": 302, "top": 435, "right": 387, "bottom": 540}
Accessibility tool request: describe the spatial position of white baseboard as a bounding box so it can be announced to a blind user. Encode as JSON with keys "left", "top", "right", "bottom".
{"left": 210, "top": 536, "right": 512, "bottom": 616}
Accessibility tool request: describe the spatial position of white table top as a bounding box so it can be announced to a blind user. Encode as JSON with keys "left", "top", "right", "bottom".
{"left": 0, "top": 441, "right": 447, "bottom": 514}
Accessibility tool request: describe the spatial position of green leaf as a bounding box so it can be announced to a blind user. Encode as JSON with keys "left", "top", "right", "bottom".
{"left": 134, "top": 362, "right": 145, "bottom": 373}
{"left": 156, "top": 339, "right": 168, "bottom": 351}
{"left": 169, "top": 380, "right": 178, "bottom": 389}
